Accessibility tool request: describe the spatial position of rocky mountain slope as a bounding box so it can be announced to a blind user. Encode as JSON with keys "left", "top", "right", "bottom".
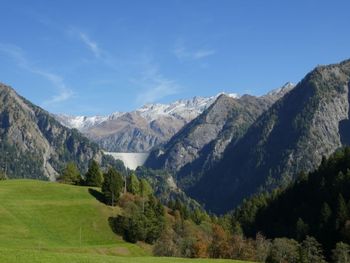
{"left": 56, "top": 94, "right": 238, "bottom": 152}
{"left": 0, "top": 83, "right": 105, "bottom": 180}
{"left": 145, "top": 83, "right": 294, "bottom": 189}
{"left": 188, "top": 59, "right": 350, "bottom": 213}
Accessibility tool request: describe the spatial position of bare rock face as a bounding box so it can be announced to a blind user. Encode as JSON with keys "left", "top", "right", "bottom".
{"left": 188, "top": 59, "right": 350, "bottom": 213}
{"left": 86, "top": 112, "right": 187, "bottom": 152}
{"left": 145, "top": 83, "right": 293, "bottom": 189}
{"left": 55, "top": 95, "right": 226, "bottom": 152}
{"left": 0, "top": 83, "right": 103, "bottom": 180}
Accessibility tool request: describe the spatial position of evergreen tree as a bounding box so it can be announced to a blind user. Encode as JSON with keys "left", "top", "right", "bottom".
{"left": 332, "top": 242, "right": 350, "bottom": 263}
{"left": 336, "top": 194, "right": 348, "bottom": 230}
{"left": 85, "top": 160, "right": 103, "bottom": 187}
{"left": 127, "top": 173, "right": 140, "bottom": 195}
{"left": 102, "top": 167, "right": 123, "bottom": 206}
{"left": 58, "top": 162, "right": 80, "bottom": 184}
{"left": 320, "top": 202, "right": 332, "bottom": 228}
{"left": 296, "top": 218, "right": 309, "bottom": 241}
{"left": 140, "top": 178, "right": 153, "bottom": 197}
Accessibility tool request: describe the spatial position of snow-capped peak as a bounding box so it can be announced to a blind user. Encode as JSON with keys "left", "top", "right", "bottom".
{"left": 55, "top": 114, "right": 108, "bottom": 131}
{"left": 56, "top": 91, "right": 242, "bottom": 130}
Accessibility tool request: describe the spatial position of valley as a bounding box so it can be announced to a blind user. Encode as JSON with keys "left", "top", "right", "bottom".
{"left": 1, "top": 1, "right": 350, "bottom": 261}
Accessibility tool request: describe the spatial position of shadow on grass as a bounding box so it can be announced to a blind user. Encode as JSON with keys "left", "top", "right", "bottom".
{"left": 88, "top": 188, "right": 106, "bottom": 204}
{"left": 108, "top": 217, "right": 119, "bottom": 235}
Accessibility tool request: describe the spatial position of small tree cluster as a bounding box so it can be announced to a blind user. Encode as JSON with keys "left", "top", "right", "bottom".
{"left": 58, "top": 162, "right": 81, "bottom": 184}
{"left": 111, "top": 194, "right": 165, "bottom": 244}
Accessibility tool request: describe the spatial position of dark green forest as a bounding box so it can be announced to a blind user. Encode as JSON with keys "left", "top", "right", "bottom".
{"left": 231, "top": 146, "right": 350, "bottom": 259}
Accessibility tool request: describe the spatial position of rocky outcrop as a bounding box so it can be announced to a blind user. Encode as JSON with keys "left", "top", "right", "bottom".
{"left": 0, "top": 83, "right": 103, "bottom": 180}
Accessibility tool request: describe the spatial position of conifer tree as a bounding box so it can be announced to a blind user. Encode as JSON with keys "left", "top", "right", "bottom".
{"left": 102, "top": 167, "right": 123, "bottom": 206}
{"left": 336, "top": 194, "right": 348, "bottom": 230}
{"left": 127, "top": 173, "right": 140, "bottom": 195}
{"left": 140, "top": 178, "right": 153, "bottom": 197}
{"left": 85, "top": 160, "right": 103, "bottom": 187}
{"left": 296, "top": 218, "right": 309, "bottom": 241}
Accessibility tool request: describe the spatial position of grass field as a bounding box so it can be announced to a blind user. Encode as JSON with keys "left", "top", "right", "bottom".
{"left": 0, "top": 180, "right": 249, "bottom": 262}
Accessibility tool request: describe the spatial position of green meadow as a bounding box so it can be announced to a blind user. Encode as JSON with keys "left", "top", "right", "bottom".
{"left": 0, "top": 180, "right": 250, "bottom": 262}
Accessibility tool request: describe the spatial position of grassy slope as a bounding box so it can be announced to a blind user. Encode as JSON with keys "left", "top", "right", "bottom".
{"left": 0, "top": 180, "right": 146, "bottom": 256}
{"left": 0, "top": 180, "right": 248, "bottom": 262}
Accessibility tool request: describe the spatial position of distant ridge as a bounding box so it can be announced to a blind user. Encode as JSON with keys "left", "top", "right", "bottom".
{"left": 55, "top": 93, "right": 238, "bottom": 152}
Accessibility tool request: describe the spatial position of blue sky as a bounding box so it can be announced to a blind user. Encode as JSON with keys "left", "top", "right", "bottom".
{"left": 0, "top": 0, "right": 349, "bottom": 115}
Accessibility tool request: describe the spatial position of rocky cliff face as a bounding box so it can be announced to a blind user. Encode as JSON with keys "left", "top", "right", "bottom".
{"left": 56, "top": 94, "right": 238, "bottom": 152}
{"left": 145, "top": 83, "right": 294, "bottom": 188}
{"left": 188, "top": 59, "right": 350, "bottom": 213}
{"left": 0, "top": 83, "right": 103, "bottom": 180}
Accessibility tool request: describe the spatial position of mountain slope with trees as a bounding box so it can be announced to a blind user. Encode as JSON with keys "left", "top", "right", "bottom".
{"left": 146, "top": 83, "right": 294, "bottom": 189}
{"left": 231, "top": 146, "right": 350, "bottom": 258}
{"left": 188, "top": 59, "right": 350, "bottom": 213}
{"left": 0, "top": 83, "right": 114, "bottom": 180}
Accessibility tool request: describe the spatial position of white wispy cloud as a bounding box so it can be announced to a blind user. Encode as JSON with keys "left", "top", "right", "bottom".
{"left": 134, "top": 58, "right": 181, "bottom": 105}
{"left": 0, "top": 43, "right": 74, "bottom": 106}
{"left": 78, "top": 32, "right": 101, "bottom": 58}
{"left": 173, "top": 41, "right": 216, "bottom": 61}
{"left": 69, "top": 28, "right": 122, "bottom": 71}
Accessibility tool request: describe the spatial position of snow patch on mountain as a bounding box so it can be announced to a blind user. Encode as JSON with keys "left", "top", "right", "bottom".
{"left": 57, "top": 93, "right": 236, "bottom": 130}
{"left": 55, "top": 114, "right": 108, "bottom": 131}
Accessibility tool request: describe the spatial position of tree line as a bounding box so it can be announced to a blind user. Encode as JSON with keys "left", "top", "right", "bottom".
{"left": 55, "top": 147, "right": 350, "bottom": 262}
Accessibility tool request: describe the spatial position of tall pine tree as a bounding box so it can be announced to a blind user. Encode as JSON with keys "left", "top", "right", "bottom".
{"left": 102, "top": 167, "right": 123, "bottom": 206}
{"left": 85, "top": 160, "right": 103, "bottom": 187}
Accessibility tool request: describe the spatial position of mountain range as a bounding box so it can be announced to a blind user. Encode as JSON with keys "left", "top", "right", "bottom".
{"left": 55, "top": 93, "right": 238, "bottom": 152}
{"left": 145, "top": 82, "right": 294, "bottom": 187}
{"left": 1, "top": 59, "right": 350, "bottom": 215}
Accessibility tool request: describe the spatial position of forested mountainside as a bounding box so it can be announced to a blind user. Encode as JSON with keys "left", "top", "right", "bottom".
{"left": 231, "top": 146, "right": 350, "bottom": 257}
{"left": 188, "top": 59, "right": 350, "bottom": 213}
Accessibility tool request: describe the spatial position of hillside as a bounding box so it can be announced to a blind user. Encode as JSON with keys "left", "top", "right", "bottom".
{"left": 233, "top": 147, "right": 350, "bottom": 257}
{"left": 0, "top": 83, "right": 106, "bottom": 180}
{"left": 0, "top": 179, "right": 251, "bottom": 263}
{"left": 188, "top": 59, "right": 350, "bottom": 213}
{"left": 0, "top": 179, "right": 146, "bottom": 255}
